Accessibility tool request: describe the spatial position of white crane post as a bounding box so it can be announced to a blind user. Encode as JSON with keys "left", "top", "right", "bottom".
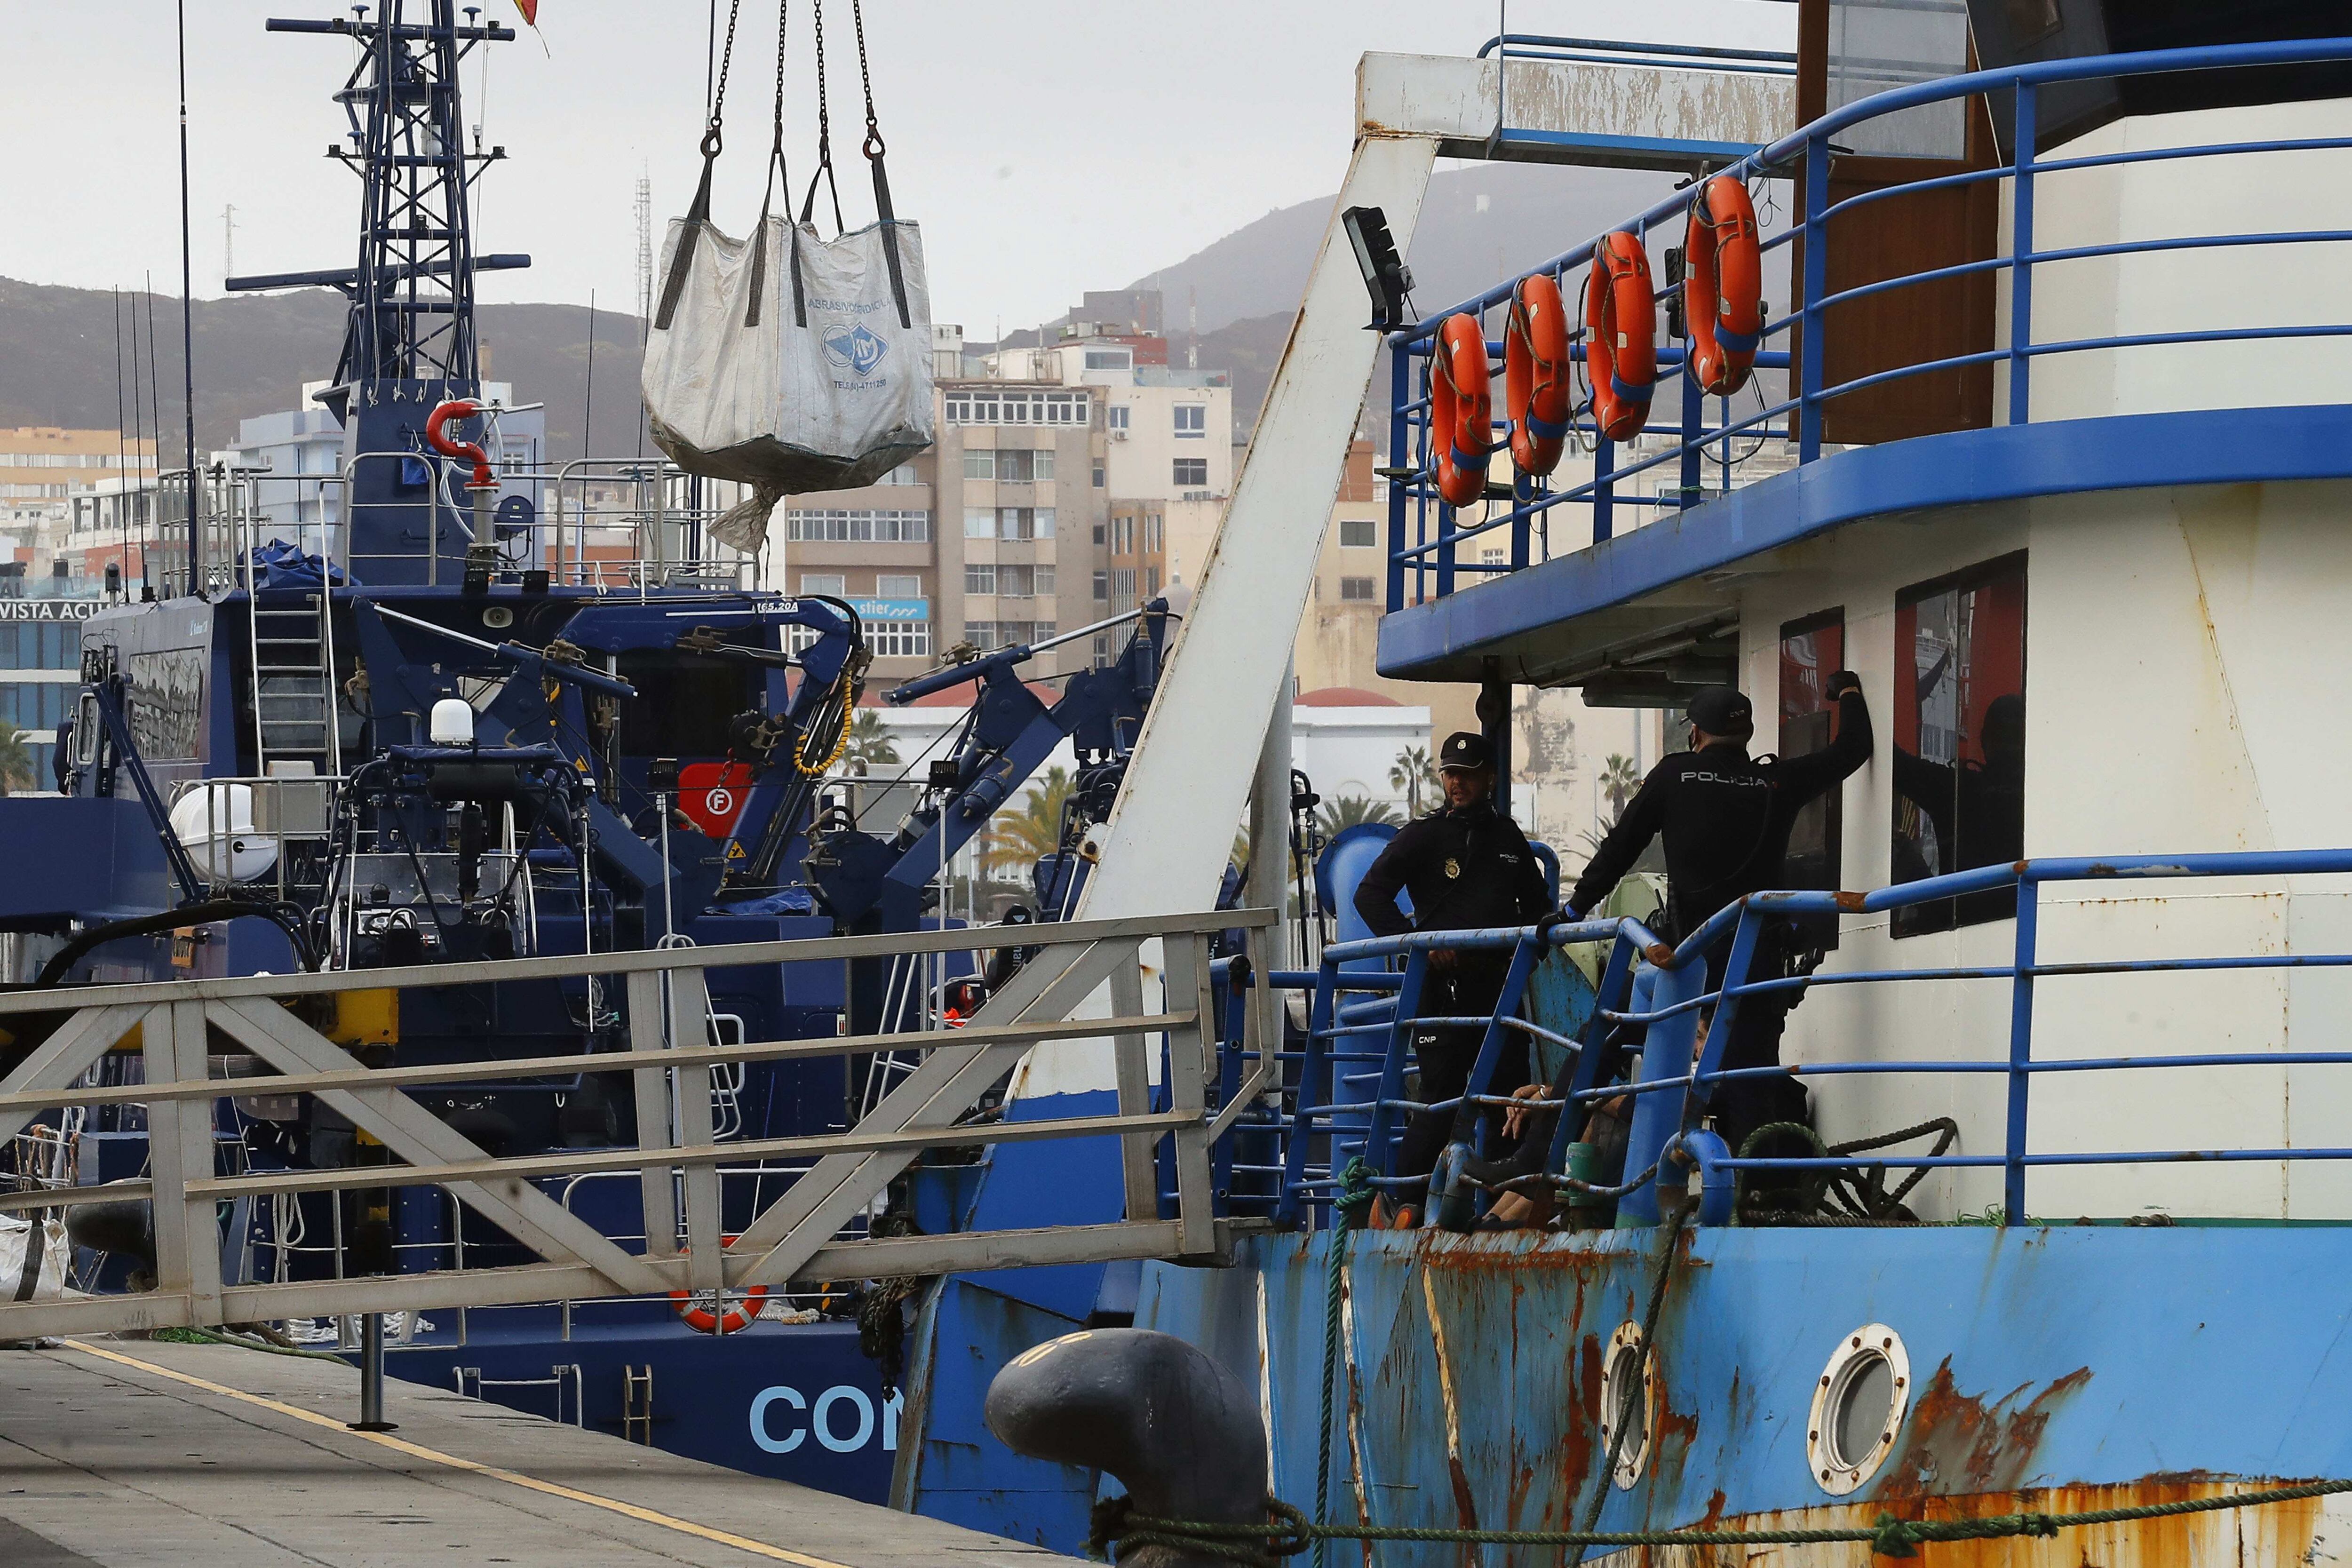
{"left": 1073, "top": 132, "right": 1436, "bottom": 925}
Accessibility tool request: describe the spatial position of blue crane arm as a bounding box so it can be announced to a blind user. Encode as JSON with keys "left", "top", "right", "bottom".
{"left": 815, "top": 601, "right": 1173, "bottom": 928}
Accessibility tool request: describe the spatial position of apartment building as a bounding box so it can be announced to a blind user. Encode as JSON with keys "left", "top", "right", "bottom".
{"left": 777, "top": 457, "right": 939, "bottom": 681}
{"left": 2, "top": 428, "right": 158, "bottom": 559}
{"left": 935, "top": 381, "right": 1103, "bottom": 675}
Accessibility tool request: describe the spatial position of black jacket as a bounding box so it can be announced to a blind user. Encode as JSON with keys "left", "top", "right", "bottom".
{"left": 1353, "top": 798, "right": 1552, "bottom": 940}
{"left": 1569, "top": 689, "right": 1873, "bottom": 936}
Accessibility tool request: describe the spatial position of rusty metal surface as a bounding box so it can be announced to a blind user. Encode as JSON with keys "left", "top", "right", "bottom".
{"left": 1135, "top": 1223, "right": 2352, "bottom": 1565}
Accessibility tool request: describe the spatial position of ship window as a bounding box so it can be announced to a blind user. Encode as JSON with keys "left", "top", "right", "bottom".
{"left": 1600, "top": 1321, "right": 1655, "bottom": 1489}
{"left": 1891, "top": 553, "right": 2026, "bottom": 936}
{"left": 614, "top": 652, "right": 760, "bottom": 758}
{"left": 1779, "top": 609, "right": 1846, "bottom": 950}
{"left": 1809, "top": 1324, "right": 1910, "bottom": 1496}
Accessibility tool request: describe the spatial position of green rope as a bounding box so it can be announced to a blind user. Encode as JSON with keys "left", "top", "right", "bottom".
{"left": 1096, "top": 1476, "right": 2352, "bottom": 1561}
{"left": 1577, "top": 1203, "right": 1688, "bottom": 1533}
{"left": 1311, "top": 1158, "right": 1371, "bottom": 1568}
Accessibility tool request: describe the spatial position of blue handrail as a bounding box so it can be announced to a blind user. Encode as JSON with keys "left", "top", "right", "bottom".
{"left": 1386, "top": 35, "right": 2352, "bottom": 610}
{"left": 1188, "top": 847, "right": 2352, "bottom": 1231}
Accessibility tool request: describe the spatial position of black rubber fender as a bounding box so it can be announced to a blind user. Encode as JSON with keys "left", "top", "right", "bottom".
{"left": 984, "top": 1328, "right": 1266, "bottom": 1566}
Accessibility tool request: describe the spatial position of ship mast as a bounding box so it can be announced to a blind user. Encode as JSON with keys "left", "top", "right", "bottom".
{"left": 226, "top": 0, "right": 531, "bottom": 585}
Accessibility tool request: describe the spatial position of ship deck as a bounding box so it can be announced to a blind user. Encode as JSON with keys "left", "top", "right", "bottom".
{"left": 0, "top": 1337, "right": 1070, "bottom": 1568}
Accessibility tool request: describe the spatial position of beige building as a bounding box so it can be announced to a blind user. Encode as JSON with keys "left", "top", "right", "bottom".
{"left": 772, "top": 380, "right": 1107, "bottom": 686}
{"left": 2, "top": 428, "right": 158, "bottom": 569}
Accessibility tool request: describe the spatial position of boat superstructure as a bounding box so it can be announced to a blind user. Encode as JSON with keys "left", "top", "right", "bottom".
{"left": 875, "top": 24, "right": 2352, "bottom": 1563}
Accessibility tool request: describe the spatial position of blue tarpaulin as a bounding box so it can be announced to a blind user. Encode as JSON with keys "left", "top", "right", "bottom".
{"left": 248, "top": 540, "right": 351, "bottom": 589}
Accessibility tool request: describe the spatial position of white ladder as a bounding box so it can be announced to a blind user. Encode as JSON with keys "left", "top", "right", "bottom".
{"left": 250, "top": 590, "right": 341, "bottom": 776}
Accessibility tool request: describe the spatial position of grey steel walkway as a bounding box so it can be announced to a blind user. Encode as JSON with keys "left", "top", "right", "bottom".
{"left": 0, "top": 1338, "right": 1072, "bottom": 1568}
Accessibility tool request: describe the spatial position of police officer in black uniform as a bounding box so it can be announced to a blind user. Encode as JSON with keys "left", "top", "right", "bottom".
{"left": 1564, "top": 677, "right": 1873, "bottom": 1149}
{"left": 1353, "top": 731, "right": 1552, "bottom": 1224}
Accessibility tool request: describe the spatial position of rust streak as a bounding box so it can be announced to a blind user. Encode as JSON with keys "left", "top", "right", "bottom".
{"left": 1877, "top": 1360, "right": 2095, "bottom": 1499}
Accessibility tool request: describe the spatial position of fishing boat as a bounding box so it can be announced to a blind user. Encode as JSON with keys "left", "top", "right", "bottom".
{"left": 891, "top": 19, "right": 2352, "bottom": 1566}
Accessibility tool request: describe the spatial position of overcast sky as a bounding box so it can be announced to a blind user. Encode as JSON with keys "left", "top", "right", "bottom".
{"left": 1, "top": 1, "right": 1793, "bottom": 331}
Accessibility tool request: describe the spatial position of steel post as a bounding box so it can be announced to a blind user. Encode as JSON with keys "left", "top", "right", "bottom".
{"left": 352, "top": 1311, "right": 397, "bottom": 1431}
{"left": 1385, "top": 343, "right": 1409, "bottom": 611}
{"left": 1798, "top": 132, "right": 1829, "bottom": 462}
{"left": 2009, "top": 84, "right": 2038, "bottom": 428}
{"left": 2004, "top": 875, "right": 2039, "bottom": 1221}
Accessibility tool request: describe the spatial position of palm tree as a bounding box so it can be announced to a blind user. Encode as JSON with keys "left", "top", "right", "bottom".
{"left": 1316, "top": 794, "right": 1398, "bottom": 838}
{"left": 0, "top": 726, "right": 34, "bottom": 796}
{"left": 1580, "top": 752, "right": 1647, "bottom": 855}
{"left": 1388, "top": 744, "right": 1438, "bottom": 816}
{"left": 983, "top": 765, "right": 1073, "bottom": 874}
{"left": 840, "top": 709, "right": 900, "bottom": 777}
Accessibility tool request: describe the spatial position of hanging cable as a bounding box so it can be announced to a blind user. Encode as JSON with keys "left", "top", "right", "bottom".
{"left": 655, "top": 0, "right": 746, "bottom": 331}
{"left": 798, "top": 0, "right": 845, "bottom": 235}
{"left": 850, "top": 0, "right": 911, "bottom": 328}
{"left": 745, "top": 0, "right": 797, "bottom": 328}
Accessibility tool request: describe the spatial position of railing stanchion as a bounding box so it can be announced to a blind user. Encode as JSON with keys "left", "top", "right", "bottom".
{"left": 1278, "top": 956, "right": 1341, "bottom": 1229}
{"left": 2009, "top": 83, "right": 2038, "bottom": 427}
{"left": 1593, "top": 434, "right": 1616, "bottom": 542}
{"left": 2005, "top": 872, "right": 2039, "bottom": 1222}
{"left": 1385, "top": 341, "right": 1409, "bottom": 612}
{"left": 1436, "top": 499, "right": 1457, "bottom": 600}
{"left": 1678, "top": 350, "right": 1703, "bottom": 506}
{"left": 1511, "top": 468, "right": 1533, "bottom": 570}
{"left": 1798, "top": 131, "right": 1829, "bottom": 463}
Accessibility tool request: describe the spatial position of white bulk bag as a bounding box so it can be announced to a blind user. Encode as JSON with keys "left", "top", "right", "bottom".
{"left": 643, "top": 215, "right": 935, "bottom": 553}
{"left": 1, "top": 1212, "right": 67, "bottom": 1302}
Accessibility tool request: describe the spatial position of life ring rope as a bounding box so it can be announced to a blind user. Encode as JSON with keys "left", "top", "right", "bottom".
{"left": 1428, "top": 313, "right": 1493, "bottom": 509}
{"left": 1583, "top": 231, "right": 1658, "bottom": 443}
{"left": 1684, "top": 175, "right": 1765, "bottom": 397}
{"left": 1505, "top": 273, "right": 1573, "bottom": 478}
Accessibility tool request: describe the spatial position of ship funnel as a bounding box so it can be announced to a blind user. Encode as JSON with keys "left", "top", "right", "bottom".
{"left": 985, "top": 1328, "right": 1268, "bottom": 1568}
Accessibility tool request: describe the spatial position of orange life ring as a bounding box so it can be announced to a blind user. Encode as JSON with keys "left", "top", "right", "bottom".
{"left": 1684, "top": 176, "right": 1764, "bottom": 397}
{"left": 669, "top": 1240, "right": 767, "bottom": 1335}
{"left": 1505, "top": 273, "right": 1573, "bottom": 478}
{"left": 1583, "top": 231, "right": 1657, "bottom": 442}
{"left": 1428, "top": 313, "right": 1492, "bottom": 508}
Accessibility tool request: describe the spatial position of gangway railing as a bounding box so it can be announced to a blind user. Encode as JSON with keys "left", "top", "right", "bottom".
{"left": 1387, "top": 36, "right": 2352, "bottom": 609}
{"left": 1209, "top": 848, "right": 2352, "bottom": 1230}
{"left": 0, "top": 907, "right": 1270, "bottom": 1339}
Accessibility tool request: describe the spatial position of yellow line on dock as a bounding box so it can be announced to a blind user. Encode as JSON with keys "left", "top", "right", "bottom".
{"left": 65, "top": 1340, "right": 858, "bottom": 1568}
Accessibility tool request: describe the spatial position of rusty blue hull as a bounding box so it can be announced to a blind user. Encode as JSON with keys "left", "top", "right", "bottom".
{"left": 1124, "top": 1224, "right": 2352, "bottom": 1559}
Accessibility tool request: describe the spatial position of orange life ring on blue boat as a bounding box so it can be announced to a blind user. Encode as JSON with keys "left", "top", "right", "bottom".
{"left": 1584, "top": 231, "right": 1657, "bottom": 442}
{"left": 1685, "top": 176, "right": 1764, "bottom": 397}
{"left": 1505, "top": 273, "right": 1573, "bottom": 478}
{"left": 1429, "top": 313, "right": 1492, "bottom": 508}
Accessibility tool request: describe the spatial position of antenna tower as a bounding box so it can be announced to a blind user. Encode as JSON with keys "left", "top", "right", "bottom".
{"left": 229, "top": 1, "right": 528, "bottom": 398}
{"left": 635, "top": 170, "right": 654, "bottom": 328}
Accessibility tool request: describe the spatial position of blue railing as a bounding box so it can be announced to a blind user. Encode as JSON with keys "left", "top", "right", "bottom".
{"left": 1387, "top": 36, "right": 2352, "bottom": 611}
{"left": 1187, "top": 848, "right": 2352, "bottom": 1230}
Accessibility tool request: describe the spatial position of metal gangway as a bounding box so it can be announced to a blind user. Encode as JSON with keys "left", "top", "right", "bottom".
{"left": 0, "top": 907, "right": 1280, "bottom": 1340}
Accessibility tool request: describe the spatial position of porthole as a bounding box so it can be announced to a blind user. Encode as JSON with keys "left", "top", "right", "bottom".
{"left": 1599, "top": 1321, "right": 1657, "bottom": 1489}
{"left": 1807, "top": 1324, "right": 1910, "bottom": 1496}
{"left": 482, "top": 605, "right": 515, "bottom": 629}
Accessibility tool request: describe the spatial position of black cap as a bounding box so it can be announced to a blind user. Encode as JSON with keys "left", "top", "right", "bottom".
{"left": 1438, "top": 731, "right": 1494, "bottom": 772}
{"left": 1685, "top": 685, "right": 1754, "bottom": 735}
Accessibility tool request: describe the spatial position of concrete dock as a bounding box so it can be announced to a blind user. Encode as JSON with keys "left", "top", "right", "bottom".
{"left": 0, "top": 1337, "right": 1074, "bottom": 1567}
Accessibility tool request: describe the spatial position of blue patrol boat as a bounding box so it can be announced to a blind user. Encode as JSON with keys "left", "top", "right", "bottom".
{"left": 0, "top": 0, "right": 1170, "bottom": 1503}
